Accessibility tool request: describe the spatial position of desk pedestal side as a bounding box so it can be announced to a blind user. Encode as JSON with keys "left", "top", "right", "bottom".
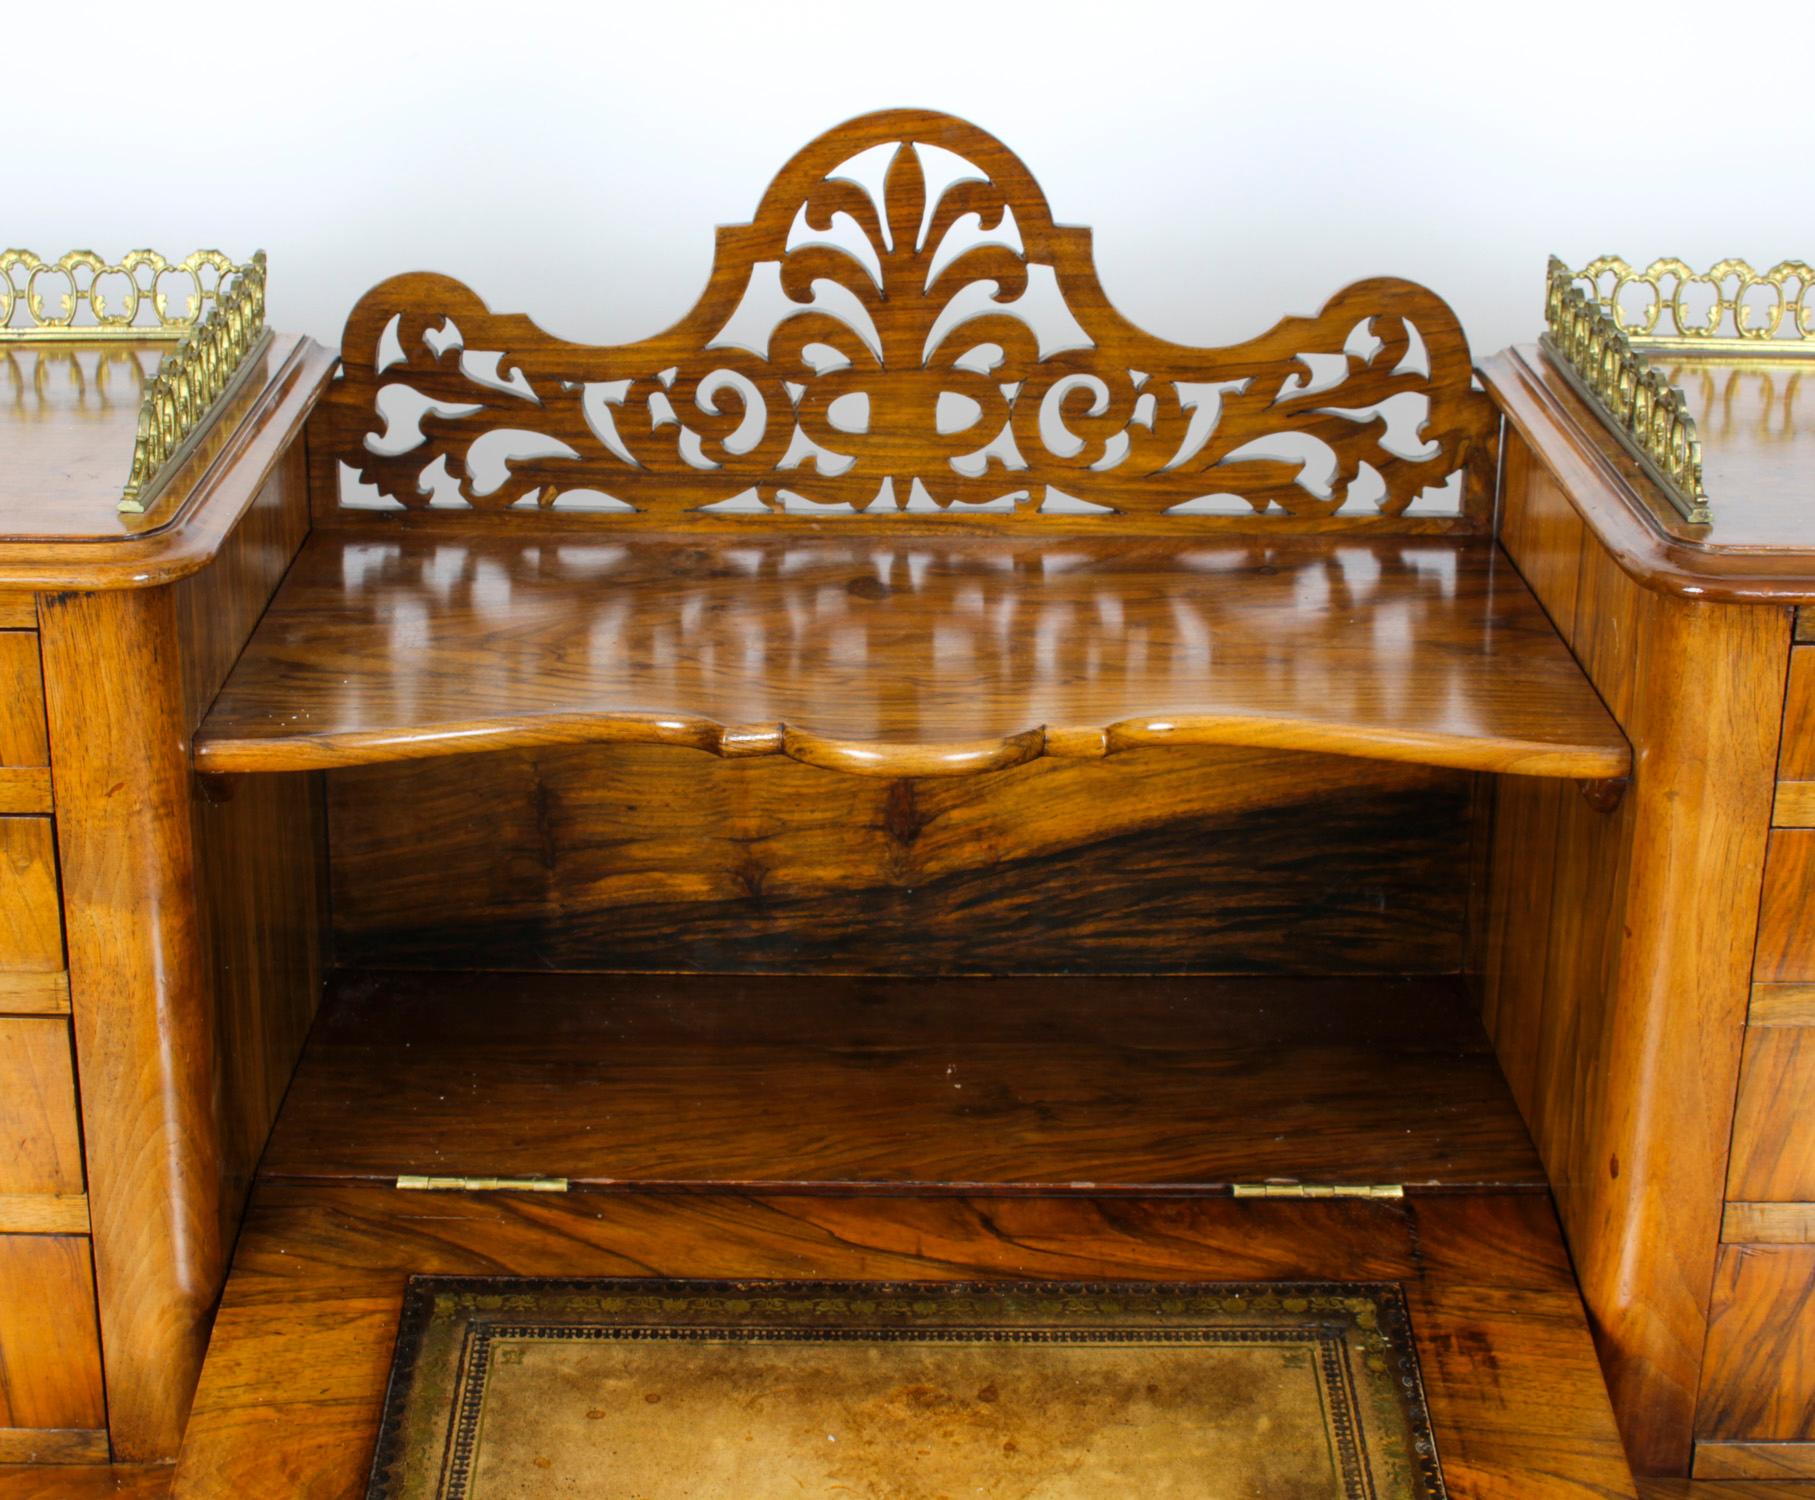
{"left": 21, "top": 438, "right": 329, "bottom": 1462}
{"left": 1483, "top": 351, "right": 1815, "bottom": 1477}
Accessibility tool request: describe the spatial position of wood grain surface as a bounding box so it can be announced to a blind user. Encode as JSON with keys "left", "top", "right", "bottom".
{"left": 175, "top": 437, "right": 329, "bottom": 1244}
{"left": 1781, "top": 649, "right": 1813, "bottom": 781}
{"left": 1483, "top": 422, "right": 1789, "bottom": 1473}
{"left": 1772, "top": 784, "right": 1815, "bottom": 826}
{"left": 0, "top": 774, "right": 53, "bottom": 818}
{"left": 1700, "top": 1245, "right": 1815, "bottom": 1440}
{"left": 0, "top": 635, "right": 48, "bottom": 768}
{"left": 1748, "top": 984, "right": 1815, "bottom": 1025}
{"left": 0, "top": 821, "right": 64, "bottom": 974}
{"left": 193, "top": 770, "right": 327, "bottom": 1242}
{"left": 0, "top": 974, "right": 67, "bottom": 1016}
{"left": 0, "top": 1432, "right": 109, "bottom": 1467}
{"left": 0, "top": 1465, "right": 169, "bottom": 1499}
{"left": 329, "top": 744, "right": 1471, "bottom": 974}
{"left": 1723, "top": 1203, "right": 1815, "bottom": 1244}
{"left": 170, "top": 1186, "right": 1633, "bottom": 1498}
{"left": 1777, "top": 648, "right": 1814, "bottom": 825}
{"left": 1728, "top": 1025, "right": 1815, "bottom": 1202}
{"left": 0, "top": 1019, "right": 83, "bottom": 1197}
{"left": 32, "top": 413, "right": 331, "bottom": 1459}
{"left": 0, "top": 1196, "right": 87, "bottom": 1236}
{"left": 0, "top": 1237, "right": 105, "bottom": 1433}
{"left": 39, "top": 589, "right": 225, "bottom": 1461}
{"left": 1694, "top": 1442, "right": 1815, "bottom": 1481}
{"left": 260, "top": 971, "right": 1543, "bottom": 1194}
{"left": 193, "top": 529, "right": 1628, "bottom": 780}
{"left": 1756, "top": 832, "right": 1815, "bottom": 984}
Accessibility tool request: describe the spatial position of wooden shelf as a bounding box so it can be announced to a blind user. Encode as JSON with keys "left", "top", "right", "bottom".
{"left": 260, "top": 971, "right": 1545, "bottom": 1195}
{"left": 193, "top": 527, "right": 1629, "bottom": 780}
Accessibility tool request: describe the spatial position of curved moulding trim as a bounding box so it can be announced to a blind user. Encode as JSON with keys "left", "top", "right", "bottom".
{"left": 191, "top": 708, "right": 1631, "bottom": 781}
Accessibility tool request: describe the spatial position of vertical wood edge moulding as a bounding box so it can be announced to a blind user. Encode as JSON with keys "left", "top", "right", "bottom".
{"left": 1490, "top": 424, "right": 1787, "bottom": 1475}
{"left": 38, "top": 583, "right": 223, "bottom": 1462}
{"left": 1608, "top": 594, "right": 1783, "bottom": 1475}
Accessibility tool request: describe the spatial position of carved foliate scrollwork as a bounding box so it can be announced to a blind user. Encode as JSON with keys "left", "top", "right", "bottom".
{"left": 316, "top": 110, "right": 1497, "bottom": 525}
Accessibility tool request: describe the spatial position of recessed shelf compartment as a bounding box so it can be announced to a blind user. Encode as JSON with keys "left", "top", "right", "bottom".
{"left": 194, "top": 968, "right": 1599, "bottom": 1492}
{"left": 260, "top": 970, "right": 1546, "bottom": 1195}
{"left": 192, "top": 528, "right": 1630, "bottom": 781}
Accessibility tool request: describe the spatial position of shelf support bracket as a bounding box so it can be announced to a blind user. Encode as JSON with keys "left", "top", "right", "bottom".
{"left": 1579, "top": 776, "right": 1629, "bottom": 814}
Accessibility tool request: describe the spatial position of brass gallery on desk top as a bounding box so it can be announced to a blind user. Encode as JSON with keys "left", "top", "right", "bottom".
{"left": 0, "top": 109, "right": 1813, "bottom": 1495}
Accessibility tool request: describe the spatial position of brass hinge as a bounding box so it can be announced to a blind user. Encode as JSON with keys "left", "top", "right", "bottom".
{"left": 395, "top": 1175, "right": 569, "bottom": 1193}
{"left": 1232, "top": 1183, "right": 1404, "bottom": 1200}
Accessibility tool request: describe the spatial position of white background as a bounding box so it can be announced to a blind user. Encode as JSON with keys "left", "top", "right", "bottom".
{"left": 12, "top": 0, "right": 1812, "bottom": 360}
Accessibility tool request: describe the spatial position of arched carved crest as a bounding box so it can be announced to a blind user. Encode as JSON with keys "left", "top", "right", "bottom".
{"left": 313, "top": 109, "right": 1496, "bottom": 527}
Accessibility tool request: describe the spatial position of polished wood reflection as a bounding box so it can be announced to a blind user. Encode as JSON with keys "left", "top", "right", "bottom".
{"left": 0, "top": 335, "right": 335, "bottom": 593}
{"left": 194, "top": 529, "right": 1628, "bottom": 779}
{"left": 1665, "top": 359, "right": 1815, "bottom": 554}
{"left": 0, "top": 344, "right": 160, "bottom": 538}
{"left": 1484, "top": 347, "right": 1815, "bottom": 603}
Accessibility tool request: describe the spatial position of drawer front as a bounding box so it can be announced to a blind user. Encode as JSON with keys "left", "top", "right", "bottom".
{"left": 1781, "top": 648, "right": 1815, "bottom": 828}
{"left": 1742, "top": 833, "right": 1815, "bottom": 1206}
{"left": 0, "top": 1234, "right": 104, "bottom": 1433}
{"left": 0, "top": 632, "right": 49, "bottom": 817}
{"left": 0, "top": 594, "right": 34, "bottom": 631}
{"left": 0, "top": 633, "right": 47, "bottom": 766}
{"left": 1697, "top": 1439, "right": 1815, "bottom": 1479}
{"left": 1757, "top": 830, "right": 1815, "bottom": 984}
{"left": 0, "top": 1018, "right": 82, "bottom": 1198}
{"left": 1728, "top": 1024, "right": 1815, "bottom": 1201}
{"left": 1701, "top": 1244, "right": 1815, "bottom": 1440}
{"left": 0, "top": 818, "right": 62, "bottom": 973}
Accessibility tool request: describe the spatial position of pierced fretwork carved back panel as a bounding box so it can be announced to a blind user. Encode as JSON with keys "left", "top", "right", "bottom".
{"left": 311, "top": 109, "right": 1497, "bottom": 529}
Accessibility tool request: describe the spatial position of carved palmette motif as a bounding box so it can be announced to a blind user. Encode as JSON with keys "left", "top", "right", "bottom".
{"left": 318, "top": 110, "right": 1496, "bottom": 523}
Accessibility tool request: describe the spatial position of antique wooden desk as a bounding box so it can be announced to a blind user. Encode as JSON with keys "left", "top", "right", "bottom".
{"left": 0, "top": 114, "right": 1810, "bottom": 1494}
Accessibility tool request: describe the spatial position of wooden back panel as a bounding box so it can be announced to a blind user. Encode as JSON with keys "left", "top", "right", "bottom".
{"left": 309, "top": 109, "right": 1496, "bottom": 531}
{"left": 327, "top": 744, "right": 1473, "bottom": 977}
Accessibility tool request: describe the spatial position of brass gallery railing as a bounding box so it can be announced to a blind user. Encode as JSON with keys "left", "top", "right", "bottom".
{"left": 1541, "top": 255, "right": 1815, "bottom": 525}
{"left": 0, "top": 248, "right": 270, "bottom": 513}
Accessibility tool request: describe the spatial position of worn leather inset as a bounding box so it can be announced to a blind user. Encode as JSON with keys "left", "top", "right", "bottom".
{"left": 368, "top": 1279, "right": 1443, "bottom": 1499}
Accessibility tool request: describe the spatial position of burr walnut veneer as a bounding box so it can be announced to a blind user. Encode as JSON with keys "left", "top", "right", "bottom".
{"left": 2, "top": 112, "right": 1812, "bottom": 1496}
